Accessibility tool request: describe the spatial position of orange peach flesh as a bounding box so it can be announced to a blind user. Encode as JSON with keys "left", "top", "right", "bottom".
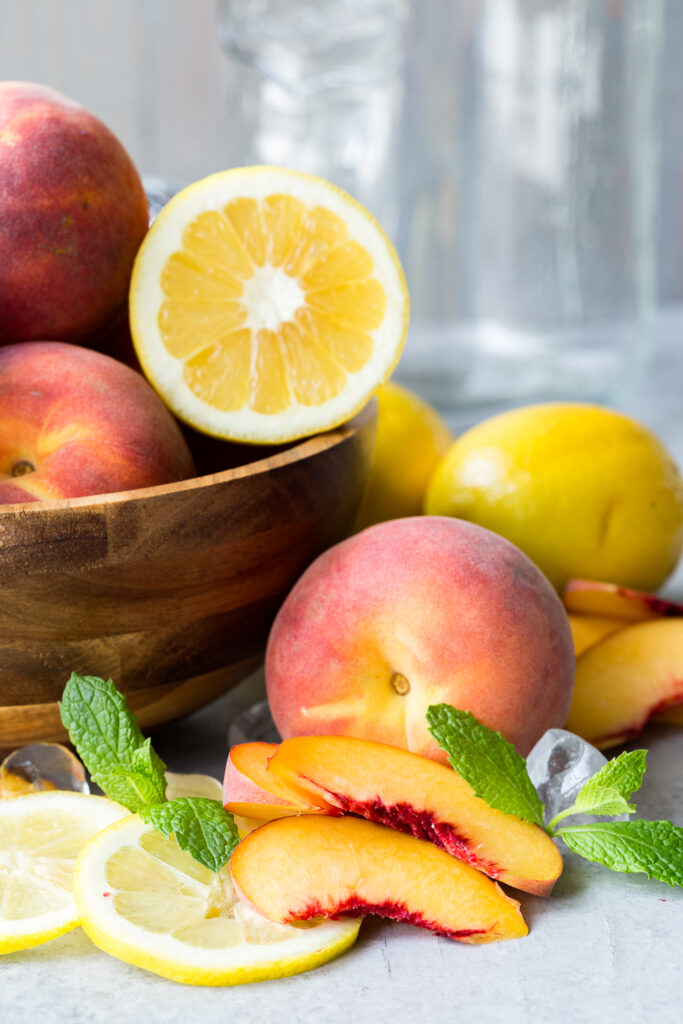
{"left": 222, "top": 742, "right": 330, "bottom": 819}
{"left": 267, "top": 735, "right": 562, "bottom": 896}
{"left": 568, "top": 614, "right": 627, "bottom": 656}
{"left": 563, "top": 579, "right": 683, "bottom": 621}
{"left": 566, "top": 619, "right": 683, "bottom": 747}
{"left": 230, "top": 815, "right": 528, "bottom": 944}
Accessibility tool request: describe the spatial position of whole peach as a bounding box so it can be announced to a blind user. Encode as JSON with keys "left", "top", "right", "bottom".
{"left": 266, "top": 516, "right": 575, "bottom": 759}
{"left": 0, "top": 81, "right": 149, "bottom": 343}
{"left": 0, "top": 341, "right": 195, "bottom": 503}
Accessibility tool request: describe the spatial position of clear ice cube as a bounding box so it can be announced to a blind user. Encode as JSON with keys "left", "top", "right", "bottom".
{"left": 0, "top": 743, "right": 89, "bottom": 798}
{"left": 228, "top": 700, "right": 281, "bottom": 747}
{"left": 526, "top": 728, "right": 629, "bottom": 826}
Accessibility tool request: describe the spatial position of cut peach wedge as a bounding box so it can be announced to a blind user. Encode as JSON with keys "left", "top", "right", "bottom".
{"left": 568, "top": 613, "right": 626, "bottom": 656}
{"left": 230, "top": 815, "right": 528, "bottom": 944}
{"left": 222, "top": 742, "right": 333, "bottom": 821}
{"left": 566, "top": 619, "right": 683, "bottom": 748}
{"left": 563, "top": 579, "right": 683, "bottom": 621}
{"left": 266, "top": 735, "right": 562, "bottom": 896}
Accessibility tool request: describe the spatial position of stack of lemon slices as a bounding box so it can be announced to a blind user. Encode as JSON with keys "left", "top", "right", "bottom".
{"left": 1, "top": 780, "right": 359, "bottom": 985}
{"left": 129, "top": 166, "right": 409, "bottom": 443}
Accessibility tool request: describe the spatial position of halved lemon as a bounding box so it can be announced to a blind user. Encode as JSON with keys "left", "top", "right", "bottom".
{"left": 130, "top": 166, "right": 409, "bottom": 443}
{"left": 0, "top": 791, "right": 127, "bottom": 954}
{"left": 74, "top": 814, "right": 360, "bottom": 986}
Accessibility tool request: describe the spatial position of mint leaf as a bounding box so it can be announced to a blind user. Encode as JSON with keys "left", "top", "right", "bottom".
{"left": 140, "top": 799, "right": 240, "bottom": 873}
{"left": 59, "top": 673, "right": 166, "bottom": 810}
{"left": 427, "top": 704, "right": 545, "bottom": 826}
{"left": 559, "top": 820, "right": 683, "bottom": 887}
{"left": 548, "top": 749, "right": 648, "bottom": 828}
{"left": 573, "top": 750, "right": 647, "bottom": 815}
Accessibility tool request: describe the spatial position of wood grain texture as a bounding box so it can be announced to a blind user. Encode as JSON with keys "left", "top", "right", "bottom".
{"left": 0, "top": 402, "right": 376, "bottom": 745}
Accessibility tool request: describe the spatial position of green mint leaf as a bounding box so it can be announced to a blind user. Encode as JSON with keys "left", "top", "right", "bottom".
{"left": 573, "top": 750, "right": 647, "bottom": 816}
{"left": 59, "top": 673, "right": 166, "bottom": 811}
{"left": 426, "top": 704, "right": 545, "bottom": 826}
{"left": 559, "top": 820, "right": 683, "bottom": 887}
{"left": 139, "top": 799, "right": 240, "bottom": 873}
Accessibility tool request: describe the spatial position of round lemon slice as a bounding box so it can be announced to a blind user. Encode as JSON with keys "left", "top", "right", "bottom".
{"left": 130, "top": 166, "right": 409, "bottom": 443}
{"left": 0, "top": 791, "right": 127, "bottom": 954}
{"left": 164, "top": 771, "right": 223, "bottom": 802}
{"left": 74, "top": 814, "right": 360, "bottom": 986}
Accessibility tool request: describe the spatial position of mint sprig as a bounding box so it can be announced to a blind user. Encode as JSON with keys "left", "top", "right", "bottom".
{"left": 428, "top": 703, "right": 683, "bottom": 888}
{"left": 547, "top": 749, "right": 647, "bottom": 828}
{"left": 140, "top": 799, "right": 240, "bottom": 875}
{"left": 426, "top": 705, "right": 545, "bottom": 826}
{"left": 59, "top": 673, "right": 238, "bottom": 873}
{"left": 560, "top": 821, "right": 683, "bottom": 888}
{"left": 60, "top": 673, "right": 166, "bottom": 811}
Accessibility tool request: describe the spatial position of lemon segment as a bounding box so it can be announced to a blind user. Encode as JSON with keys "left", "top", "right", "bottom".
{"left": 0, "top": 792, "right": 127, "bottom": 954}
{"left": 130, "top": 166, "right": 408, "bottom": 443}
{"left": 74, "top": 814, "right": 360, "bottom": 986}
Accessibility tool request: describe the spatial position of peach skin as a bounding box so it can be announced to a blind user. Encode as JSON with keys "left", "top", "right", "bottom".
{"left": 0, "top": 81, "right": 149, "bottom": 344}
{"left": 266, "top": 516, "right": 575, "bottom": 760}
{"left": 230, "top": 815, "right": 528, "bottom": 944}
{"left": 0, "top": 341, "right": 195, "bottom": 504}
{"left": 565, "top": 619, "right": 683, "bottom": 747}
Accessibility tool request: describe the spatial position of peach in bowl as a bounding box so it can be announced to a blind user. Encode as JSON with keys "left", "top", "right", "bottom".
{"left": 0, "top": 349, "right": 375, "bottom": 747}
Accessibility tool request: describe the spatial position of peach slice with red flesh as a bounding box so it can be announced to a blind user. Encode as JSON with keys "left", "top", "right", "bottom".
{"left": 567, "top": 614, "right": 627, "bottom": 657}
{"left": 565, "top": 619, "right": 683, "bottom": 748}
{"left": 563, "top": 579, "right": 683, "bottom": 621}
{"left": 266, "top": 735, "right": 562, "bottom": 896}
{"left": 222, "top": 742, "right": 332, "bottom": 820}
{"left": 230, "top": 815, "right": 528, "bottom": 944}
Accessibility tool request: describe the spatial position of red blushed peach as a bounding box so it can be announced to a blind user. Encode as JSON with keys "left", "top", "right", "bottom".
{"left": 0, "top": 81, "right": 149, "bottom": 343}
{"left": 0, "top": 341, "right": 195, "bottom": 503}
{"left": 266, "top": 516, "right": 575, "bottom": 759}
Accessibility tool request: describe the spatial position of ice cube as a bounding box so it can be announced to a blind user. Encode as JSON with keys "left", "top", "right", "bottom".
{"left": 0, "top": 743, "right": 89, "bottom": 798}
{"left": 228, "top": 700, "right": 281, "bottom": 747}
{"left": 526, "top": 728, "right": 615, "bottom": 826}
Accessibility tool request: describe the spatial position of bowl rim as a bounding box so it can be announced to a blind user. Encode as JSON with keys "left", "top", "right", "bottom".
{"left": 0, "top": 399, "right": 375, "bottom": 516}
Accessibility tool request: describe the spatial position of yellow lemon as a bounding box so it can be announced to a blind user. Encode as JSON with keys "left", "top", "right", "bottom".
{"left": 356, "top": 381, "right": 453, "bottom": 529}
{"left": 130, "top": 166, "right": 409, "bottom": 443}
{"left": 74, "top": 814, "right": 360, "bottom": 986}
{"left": 0, "top": 792, "right": 126, "bottom": 954}
{"left": 425, "top": 402, "right": 683, "bottom": 591}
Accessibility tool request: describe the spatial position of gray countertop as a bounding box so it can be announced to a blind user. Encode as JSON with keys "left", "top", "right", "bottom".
{"left": 4, "top": 310, "right": 683, "bottom": 1024}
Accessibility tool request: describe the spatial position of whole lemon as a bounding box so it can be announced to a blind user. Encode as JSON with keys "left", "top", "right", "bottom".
{"left": 425, "top": 403, "right": 683, "bottom": 591}
{"left": 356, "top": 381, "right": 453, "bottom": 529}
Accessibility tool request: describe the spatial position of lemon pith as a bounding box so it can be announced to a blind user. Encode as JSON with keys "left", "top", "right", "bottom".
{"left": 130, "top": 166, "right": 409, "bottom": 443}
{"left": 74, "top": 814, "right": 360, "bottom": 986}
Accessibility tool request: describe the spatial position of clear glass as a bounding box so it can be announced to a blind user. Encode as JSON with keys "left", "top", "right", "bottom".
{"left": 216, "top": 0, "right": 409, "bottom": 236}
{"left": 395, "top": 0, "right": 663, "bottom": 419}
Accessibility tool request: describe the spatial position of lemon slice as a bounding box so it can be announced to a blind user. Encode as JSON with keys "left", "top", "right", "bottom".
{"left": 74, "top": 814, "right": 360, "bottom": 986}
{"left": 130, "top": 166, "right": 409, "bottom": 443}
{"left": 164, "top": 771, "right": 223, "bottom": 802}
{"left": 0, "top": 792, "right": 127, "bottom": 954}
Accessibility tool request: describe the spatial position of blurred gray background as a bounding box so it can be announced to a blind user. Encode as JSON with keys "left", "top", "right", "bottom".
{"left": 0, "top": 0, "right": 680, "bottom": 302}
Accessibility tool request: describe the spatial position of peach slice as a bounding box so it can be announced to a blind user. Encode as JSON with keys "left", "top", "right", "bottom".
{"left": 563, "top": 579, "right": 683, "bottom": 621}
{"left": 230, "top": 815, "right": 528, "bottom": 944}
{"left": 222, "top": 742, "right": 332, "bottom": 820}
{"left": 568, "top": 613, "right": 626, "bottom": 656}
{"left": 266, "top": 735, "right": 562, "bottom": 896}
{"left": 565, "top": 619, "right": 683, "bottom": 748}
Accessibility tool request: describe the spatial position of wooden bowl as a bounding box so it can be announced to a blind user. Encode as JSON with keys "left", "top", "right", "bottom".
{"left": 0, "top": 402, "right": 375, "bottom": 748}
